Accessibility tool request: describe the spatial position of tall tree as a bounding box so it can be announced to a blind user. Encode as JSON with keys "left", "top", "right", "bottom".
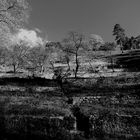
{"left": 0, "top": 0, "right": 30, "bottom": 67}
{"left": 62, "top": 31, "right": 85, "bottom": 78}
{"left": 123, "top": 36, "right": 131, "bottom": 50}
{"left": 113, "top": 24, "right": 126, "bottom": 53}
{"left": 135, "top": 35, "right": 140, "bottom": 49}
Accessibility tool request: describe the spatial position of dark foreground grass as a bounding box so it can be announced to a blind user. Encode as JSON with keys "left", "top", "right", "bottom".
{"left": 0, "top": 77, "right": 57, "bottom": 87}
{"left": 0, "top": 74, "right": 140, "bottom": 140}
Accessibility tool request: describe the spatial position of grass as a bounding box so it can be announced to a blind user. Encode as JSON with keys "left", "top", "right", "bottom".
{"left": 0, "top": 71, "right": 140, "bottom": 139}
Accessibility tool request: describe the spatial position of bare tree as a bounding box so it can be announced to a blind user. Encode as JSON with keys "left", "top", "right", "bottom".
{"left": 46, "top": 41, "right": 72, "bottom": 93}
{"left": 6, "top": 41, "right": 29, "bottom": 73}
{"left": 62, "top": 31, "right": 85, "bottom": 78}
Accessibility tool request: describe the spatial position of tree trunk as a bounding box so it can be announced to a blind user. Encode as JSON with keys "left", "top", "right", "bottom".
{"left": 121, "top": 47, "right": 124, "bottom": 53}
{"left": 120, "top": 42, "right": 124, "bottom": 53}
{"left": 110, "top": 51, "right": 114, "bottom": 72}
{"left": 40, "top": 65, "right": 44, "bottom": 74}
{"left": 66, "top": 58, "right": 70, "bottom": 71}
{"left": 111, "top": 58, "right": 114, "bottom": 72}
{"left": 13, "top": 65, "right": 16, "bottom": 73}
{"left": 67, "top": 61, "right": 70, "bottom": 71}
{"left": 75, "top": 50, "right": 79, "bottom": 78}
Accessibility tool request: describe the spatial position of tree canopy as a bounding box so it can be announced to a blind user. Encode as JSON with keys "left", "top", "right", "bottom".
{"left": 0, "top": 0, "right": 29, "bottom": 28}
{"left": 113, "top": 24, "right": 126, "bottom": 53}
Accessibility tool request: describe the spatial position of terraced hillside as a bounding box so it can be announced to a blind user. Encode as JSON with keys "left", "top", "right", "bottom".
{"left": 0, "top": 73, "right": 140, "bottom": 140}
{"left": 109, "top": 49, "right": 140, "bottom": 71}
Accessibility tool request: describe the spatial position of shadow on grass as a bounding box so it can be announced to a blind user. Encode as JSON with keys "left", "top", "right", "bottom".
{"left": 0, "top": 77, "right": 57, "bottom": 87}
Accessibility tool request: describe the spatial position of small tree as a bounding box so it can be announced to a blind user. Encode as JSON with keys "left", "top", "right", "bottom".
{"left": 89, "top": 34, "right": 104, "bottom": 51}
{"left": 62, "top": 31, "right": 85, "bottom": 78}
{"left": 52, "top": 67, "right": 71, "bottom": 94}
{"left": 45, "top": 41, "right": 72, "bottom": 93}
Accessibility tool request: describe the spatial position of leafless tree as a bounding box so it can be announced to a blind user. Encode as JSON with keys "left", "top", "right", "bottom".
{"left": 6, "top": 41, "right": 29, "bottom": 73}
{"left": 62, "top": 31, "right": 85, "bottom": 78}
{"left": 46, "top": 41, "right": 72, "bottom": 93}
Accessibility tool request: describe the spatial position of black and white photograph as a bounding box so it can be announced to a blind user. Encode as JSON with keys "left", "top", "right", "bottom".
{"left": 0, "top": 0, "right": 140, "bottom": 140}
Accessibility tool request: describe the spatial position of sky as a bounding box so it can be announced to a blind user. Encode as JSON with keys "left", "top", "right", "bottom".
{"left": 26, "top": 0, "right": 140, "bottom": 42}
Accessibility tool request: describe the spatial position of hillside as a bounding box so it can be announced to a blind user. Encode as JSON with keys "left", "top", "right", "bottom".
{"left": 106, "top": 49, "right": 140, "bottom": 71}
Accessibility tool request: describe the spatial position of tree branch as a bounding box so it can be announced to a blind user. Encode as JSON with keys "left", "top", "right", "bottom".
{"left": 0, "top": 1, "right": 16, "bottom": 12}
